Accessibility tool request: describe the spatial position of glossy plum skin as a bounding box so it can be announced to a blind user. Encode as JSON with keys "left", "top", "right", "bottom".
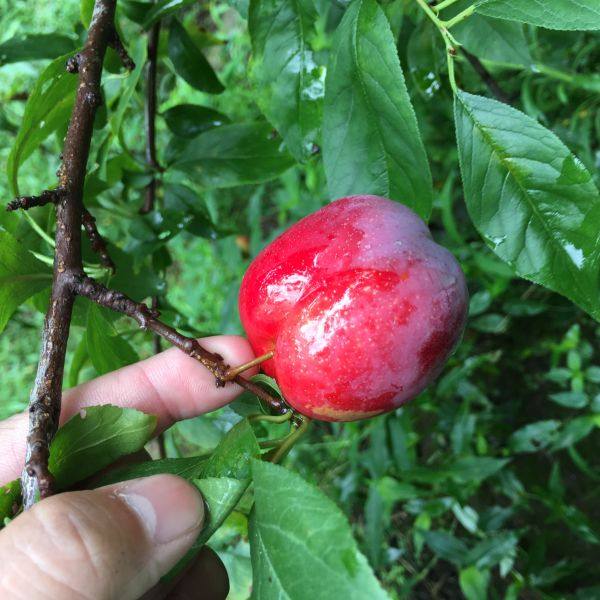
{"left": 239, "top": 195, "right": 468, "bottom": 421}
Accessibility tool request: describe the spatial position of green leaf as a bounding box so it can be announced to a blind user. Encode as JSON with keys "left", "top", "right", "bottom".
{"left": 142, "top": 0, "right": 196, "bottom": 28}
{"left": 168, "top": 19, "right": 224, "bottom": 94}
{"left": 454, "top": 91, "right": 600, "bottom": 321}
{"left": 171, "top": 122, "right": 295, "bottom": 187}
{"left": 49, "top": 405, "right": 156, "bottom": 489}
{"left": 7, "top": 53, "right": 78, "bottom": 195}
{"left": 250, "top": 460, "right": 389, "bottom": 600}
{"left": 476, "top": 0, "right": 600, "bottom": 31}
{"left": 0, "top": 480, "right": 21, "bottom": 523}
{"left": 110, "top": 37, "right": 147, "bottom": 139}
{"left": 92, "top": 456, "right": 209, "bottom": 487}
{"left": 0, "top": 33, "right": 76, "bottom": 65}
{"left": 85, "top": 303, "right": 138, "bottom": 376}
{"left": 0, "top": 231, "right": 52, "bottom": 333}
{"left": 163, "top": 104, "right": 229, "bottom": 138}
{"left": 449, "top": 1, "right": 531, "bottom": 66}
{"left": 549, "top": 391, "right": 589, "bottom": 409}
{"left": 421, "top": 529, "right": 469, "bottom": 566}
{"left": 322, "top": 0, "right": 432, "bottom": 219}
{"left": 459, "top": 566, "right": 490, "bottom": 600}
{"left": 249, "top": 0, "right": 324, "bottom": 161}
{"left": 120, "top": 0, "right": 154, "bottom": 24}
{"left": 202, "top": 419, "right": 261, "bottom": 480}
{"left": 466, "top": 531, "right": 519, "bottom": 569}
{"left": 510, "top": 420, "right": 561, "bottom": 453}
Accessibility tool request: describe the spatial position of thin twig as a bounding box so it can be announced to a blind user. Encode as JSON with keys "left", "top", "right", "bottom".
{"left": 72, "top": 275, "right": 289, "bottom": 413}
{"left": 460, "top": 47, "right": 512, "bottom": 104}
{"left": 140, "top": 19, "right": 161, "bottom": 214}
{"left": 7, "top": 188, "right": 64, "bottom": 212}
{"left": 82, "top": 208, "right": 115, "bottom": 271}
{"left": 109, "top": 30, "right": 136, "bottom": 71}
{"left": 22, "top": 0, "right": 118, "bottom": 509}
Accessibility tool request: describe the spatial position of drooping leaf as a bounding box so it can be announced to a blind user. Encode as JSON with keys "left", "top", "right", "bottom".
{"left": 7, "top": 53, "right": 78, "bottom": 195}
{"left": 85, "top": 303, "right": 138, "bottom": 376}
{"left": 322, "top": 0, "right": 432, "bottom": 219}
{"left": 250, "top": 460, "right": 389, "bottom": 600}
{"left": 171, "top": 122, "right": 295, "bottom": 187}
{"left": 0, "top": 231, "right": 52, "bottom": 333}
{"left": 0, "top": 33, "right": 76, "bottom": 65}
{"left": 249, "top": 0, "right": 324, "bottom": 161}
{"left": 454, "top": 91, "right": 600, "bottom": 321}
{"left": 168, "top": 19, "right": 224, "bottom": 94}
{"left": 476, "top": 0, "right": 600, "bottom": 31}
{"left": 163, "top": 104, "right": 229, "bottom": 138}
{"left": 49, "top": 405, "right": 157, "bottom": 489}
{"left": 421, "top": 529, "right": 469, "bottom": 565}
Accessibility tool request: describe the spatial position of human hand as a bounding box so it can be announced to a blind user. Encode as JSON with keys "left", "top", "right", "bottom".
{"left": 0, "top": 336, "right": 258, "bottom": 599}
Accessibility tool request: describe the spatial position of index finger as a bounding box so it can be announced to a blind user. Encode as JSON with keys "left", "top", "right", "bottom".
{"left": 0, "top": 335, "right": 257, "bottom": 485}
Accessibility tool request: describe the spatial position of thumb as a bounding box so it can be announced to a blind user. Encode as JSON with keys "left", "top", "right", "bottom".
{"left": 0, "top": 475, "right": 204, "bottom": 600}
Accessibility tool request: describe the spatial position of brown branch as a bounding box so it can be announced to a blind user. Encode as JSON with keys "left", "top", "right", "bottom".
{"left": 82, "top": 208, "right": 115, "bottom": 271}
{"left": 22, "top": 0, "right": 118, "bottom": 509}
{"left": 140, "top": 19, "right": 162, "bottom": 215}
{"left": 7, "top": 188, "right": 64, "bottom": 212}
{"left": 72, "top": 275, "right": 288, "bottom": 413}
{"left": 460, "top": 48, "right": 512, "bottom": 104}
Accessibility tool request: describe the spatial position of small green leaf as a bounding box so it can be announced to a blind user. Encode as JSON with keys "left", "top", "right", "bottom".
{"left": 7, "top": 53, "right": 78, "bottom": 195}
{"left": 421, "top": 529, "right": 469, "bottom": 566}
{"left": 120, "top": 0, "right": 154, "bottom": 24}
{"left": 249, "top": 0, "right": 324, "bottom": 161}
{"left": 85, "top": 303, "right": 138, "bottom": 376}
{"left": 49, "top": 405, "right": 156, "bottom": 489}
{"left": 476, "top": 0, "right": 600, "bottom": 31}
{"left": 0, "top": 34, "right": 76, "bottom": 65}
{"left": 163, "top": 104, "right": 229, "bottom": 138}
{"left": 142, "top": 0, "right": 195, "bottom": 28}
{"left": 510, "top": 420, "right": 561, "bottom": 453}
{"left": 454, "top": 91, "right": 600, "bottom": 321}
{"left": 323, "top": 0, "right": 432, "bottom": 219}
{"left": 0, "top": 231, "right": 52, "bottom": 333}
{"left": 168, "top": 19, "right": 224, "bottom": 94}
{"left": 549, "top": 391, "right": 589, "bottom": 409}
{"left": 250, "top": 460, "right": 389, "bottom": 599}
{"left": 171, "top": 122, "right": 295, "bottom": 187}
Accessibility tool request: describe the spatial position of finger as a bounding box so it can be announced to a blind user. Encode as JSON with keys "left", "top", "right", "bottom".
{"left": 0, "top": 336, "right": 257, "bottom": 485}
{"left": 0, "top": 475, "right": 204, "bottom": 600}
{"left": 140, "top": 546, "right": 229, "bottom": 600}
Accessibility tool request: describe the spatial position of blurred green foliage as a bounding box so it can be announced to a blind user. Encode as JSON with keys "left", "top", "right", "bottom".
{"left": 0, "top": 1, "right": 599, "bottom": 598}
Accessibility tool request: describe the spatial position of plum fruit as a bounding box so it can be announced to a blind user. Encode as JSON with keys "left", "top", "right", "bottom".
{"left": 238, "top": 195, "right": 468, "bottom": 421}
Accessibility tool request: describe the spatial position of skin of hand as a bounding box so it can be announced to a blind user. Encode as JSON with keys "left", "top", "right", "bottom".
{"left": 0, "top": 336, "right": 258, "bottom": 600}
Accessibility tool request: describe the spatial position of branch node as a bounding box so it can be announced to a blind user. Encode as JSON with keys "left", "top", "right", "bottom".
{"left": 109, "top": 29, "right": 136, "bottom": 71}
{"left": 66, "top": 54, "right": 81, "bottom": 74}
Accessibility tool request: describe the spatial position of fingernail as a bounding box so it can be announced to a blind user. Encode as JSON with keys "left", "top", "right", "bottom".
{"left": 116, "top": 475, "right": 204, "bottom": 545}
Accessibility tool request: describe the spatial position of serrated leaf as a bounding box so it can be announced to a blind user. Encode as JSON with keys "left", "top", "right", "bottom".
{"left": 168, "top": 19, "right": 224, "bottom": 94}
{"left": 249, "top": 0, "right": 323, "bottom": 161}
{"left": 171, "top": 122, "right": 295, "bottom": 187}
{"left": 0, "top": 33, "right": 76, "bottom": 65}
{"left": 85, "top": 303, "right": 138, "bottom": 376}
{"left": 0, "top": 231, "right": 52, "bottom": 333}
{"left": 7, "top": 53, "right": 78, "bottom": 195}
{"left": 163, "top": 104, "right": 229, "bottom": 138}
{"left": 49, "top": 405, "right": 156, "bottom": 489}
{"left": 476, "top": 0, "right": 600, "bottom": 31}
{"left": 454, "top": 91, "right": 600, "bottom": 321}
{"left": 250, "top": 460, "right": 389, "bottom": 600}
{"left": 322, "top": 0, "right": 432, "bottom": 219}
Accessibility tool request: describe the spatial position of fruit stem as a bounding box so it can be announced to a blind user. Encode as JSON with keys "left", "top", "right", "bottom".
{"left": 269, "top": 415, "right": 311, "bottom": 464}
{"left": 223, "top": 350, "right": 274, "bottom": 380}
{"left": 249, "top": 411, "right": 293, "bottom": 424}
